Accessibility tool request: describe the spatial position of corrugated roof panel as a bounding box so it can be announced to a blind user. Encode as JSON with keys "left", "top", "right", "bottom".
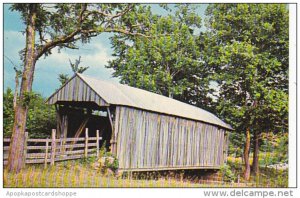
{"left": 77, "top": 73, "right": 232, "bottom": 130}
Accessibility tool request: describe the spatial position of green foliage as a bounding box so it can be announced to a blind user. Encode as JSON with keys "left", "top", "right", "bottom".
{"left": 22, "top": 91, "right": 38, "bottom": 107}
{"left": 220, "top": 164, "right": 236, "bottom": 182}
{"left": 3, "top": 88, "right": 56, "bottom": 138}
{"left": 205, "top": 4, "right": 289, "bottom": 159}
{"left": 26, "top": 94, "right": 56, "bottom": 138}
{"left": 97, "top": 141, "right": 119, "bottom": 171}
{"left": 10, "top": 4, "right": 155, "bottom": 61}
{"left": 3, "top": 88, "right": 15, "bottom": 137}
{"left": 58, "top": 56, "right": 89, "bottom": 86}
{"left": 104, "top": 153, "right": 119, "bottom": 171}
{"left": 79, "top": 156, "right": 97, "bottom": 165}
{"left": 69, "top": 56, "right": 89, "bottom": 74}
{"left": 107, "top": 4, "right": 214, "bottom": 110}
{"left": 57, "top": 74, "right": 69, "bottom": 86}
{"left": 275, "top": 133, "right": 288, "bottom": 163}
{"left": 260, "top": 132, "right": 288, "bottom": 165}
{"left": 99, "top": 140, "right": 107, "bottom": 157}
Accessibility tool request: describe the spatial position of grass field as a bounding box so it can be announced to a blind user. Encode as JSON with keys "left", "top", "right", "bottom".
{"left": 4, "top": 159, "right": 287, "bottom": 188}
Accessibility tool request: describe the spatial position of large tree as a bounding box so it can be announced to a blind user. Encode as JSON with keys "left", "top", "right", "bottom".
{"left": 8, "top": 3, "right": 152, "bottom": 172}
{"left": 205, "top": 4, "right": 288, "bottom": 180}
{"left": 107, "top": 4, "right": 214, "bottom": 110}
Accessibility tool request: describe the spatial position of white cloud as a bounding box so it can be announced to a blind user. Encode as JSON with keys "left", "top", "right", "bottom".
{"left": 4, "top": 30, "right": 118, "bottom": 96}
{"left": 3, "top": 30, "right": 25, "bottom": 91}
{"left": 36, "top": 40, "right": 115, "bottom": 75}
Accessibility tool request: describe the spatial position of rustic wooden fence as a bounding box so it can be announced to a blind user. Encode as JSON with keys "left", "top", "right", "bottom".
{"left": 4, "top": 128, "right": 102, "bottom": 167}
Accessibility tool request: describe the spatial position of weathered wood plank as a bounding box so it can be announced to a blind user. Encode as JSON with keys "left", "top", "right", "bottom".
{"left": 44, "top": 139, "right": 49, "bottom": 168}
{"left": 27, "top": 139, "right": 48, "bottom": 143}
{"left": 96, "top": 130, "right": 99, "bottom": 158}
{"left": 119, "top": 166, "right": 221, "bottom": 171}
{"left": 84, "top": 128, "right": 89, "bottom": 158}
{"left": 27, "top": 153, "right": 47, "bottom": 158}
{"left": 47, "top": 75, "right": 109, "bottom": 107}
{"left": 26, "top": 159, "right": 51, "bottom": 164}
{"left": 63, "top": 137, "right": 85, "bottom": 141}
{"left": 59, "top": 148, "right": 95, "bottom": 155}
{"left": 55, "top": 153, "right": 96, "bottom": 162}
{"left": 55, "top": 143, "right": 97, "bottom": 149}
{"left": 56, "top": 144, "right": 85, "bottom": 149}
{"left": 116, "top": 106, "right": 227, "bottom": 170}
{"left": 25, "top": 137, "right": 101, "bottom": 143}
{"left": 27, "top": 146, "right": 52, "bottom": 150}
{"left": 50, "top": 129, "right": 56, "bottom": 165}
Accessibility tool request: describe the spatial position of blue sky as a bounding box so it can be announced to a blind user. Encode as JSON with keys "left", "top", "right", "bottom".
{"left": 3, "top": 4, "right": 208, "bottom": 97}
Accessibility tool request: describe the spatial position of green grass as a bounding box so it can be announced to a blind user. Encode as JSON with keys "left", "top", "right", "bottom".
{"left": 3, "top": 161, "right": 244, "bottom": 188}
{"left": 4, "top": 159, "right": 287, "bottom": 188}
{"left": 226, "top": 157, "right": 288, "bottom": 187}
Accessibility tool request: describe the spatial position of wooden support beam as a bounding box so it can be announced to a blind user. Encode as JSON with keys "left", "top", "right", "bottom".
{"left": 44, "top": 139, "right": 49, "bottom": 169}
{"left": 84, "top": 128, "right": 89, "bottom": 158}
{"left": 61, "top": 114, "right": 68, "bottom": 138}
{"left": 106, "top": 106, "right": 116, "bottom": 155}
{"left": 22, "top": 132, "right": 28, "bottom": 168}
{"left": 114, "top": 107, "right": 120, "bottom": 157}
{"left": 96, "top": 130, "right": 99, "bottom": 158}
{"left": 56, "top": 111, "right": 62, "bottom": 138}
{"left": 73, "top": 117, "right": 90, "bottom": 139}
{"left": 50, "top": 129, "right": 56, "bottom": 166}
{"left": 106, "top": 107, "right": 113, "bottom": 129}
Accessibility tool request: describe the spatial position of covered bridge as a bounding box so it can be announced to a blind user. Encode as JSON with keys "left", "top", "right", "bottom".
{"left": 47, "top": 73, "right": 232, "bottom": 171}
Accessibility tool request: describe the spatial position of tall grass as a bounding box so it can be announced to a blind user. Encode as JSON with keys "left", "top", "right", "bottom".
{"left": 3, "top": 159, "right": 287, "bottom": 188}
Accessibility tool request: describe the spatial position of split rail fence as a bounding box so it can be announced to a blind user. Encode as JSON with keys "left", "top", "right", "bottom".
{"left": 4, "top": 128, "right": 102, "bottom": 167}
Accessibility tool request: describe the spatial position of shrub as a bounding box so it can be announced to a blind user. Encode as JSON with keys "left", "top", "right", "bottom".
{"left": 220, "top": 164, "right": 236, "bottom": 183}
{"left": 104, "top": 153, "right": 119, "bottom": 171}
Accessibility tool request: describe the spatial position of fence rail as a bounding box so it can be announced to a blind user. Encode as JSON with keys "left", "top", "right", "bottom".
{"left": 4, "top": 128, "right": 102, "bottom": 167}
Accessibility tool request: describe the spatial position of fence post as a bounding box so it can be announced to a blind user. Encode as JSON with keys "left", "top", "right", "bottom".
{"left": 23, "top": 132, "right": 28, "bottom": 167}
{"left": 60, "top": 138, "right": 63, "bottom": 155}
{"left": 50, "top": 129, "right": 56, "bottom": 166}
{"left": 44, "top": 139, "right": 49, "bottom": 169}
{"left": 96, "top": 130, "right": 99, "bottom": 158}
{"left": 85, "top": 128, "right": 89, "bottom": 158}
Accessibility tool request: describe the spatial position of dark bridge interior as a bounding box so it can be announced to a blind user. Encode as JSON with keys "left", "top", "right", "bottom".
{"left": 55, "top": 101, "right": 113, "bottom": 151}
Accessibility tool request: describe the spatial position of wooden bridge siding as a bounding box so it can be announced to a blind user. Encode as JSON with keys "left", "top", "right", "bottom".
{"left": 116, "top": 106, "right": 227, "bottom": 170}
{"left": 47, "top": 76, "right": 108, "bottom": 106}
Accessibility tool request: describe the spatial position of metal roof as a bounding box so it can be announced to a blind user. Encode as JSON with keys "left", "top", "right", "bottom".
{"left": 76, "top": 74, "right": 232, "bottom": 130}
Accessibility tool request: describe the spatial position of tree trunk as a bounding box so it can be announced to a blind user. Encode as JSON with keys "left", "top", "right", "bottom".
{"left": 7, "top": 4, "right": 37, "bottom": 173}
{"left": 252, "top": 130, "right": 260, "bottom": 176}
{"left": 243, "top": 127, "right": 251, "bottom": 181}
{"left": 13, "top": 71, "right": 19, "bottom": 109}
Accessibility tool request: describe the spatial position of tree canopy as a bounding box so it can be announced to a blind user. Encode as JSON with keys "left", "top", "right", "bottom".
{"left": 204, "top": 4, "right": 288, "bottom": 178}
{"left": 107, "top": 4, "right": 215, "bottom": 110}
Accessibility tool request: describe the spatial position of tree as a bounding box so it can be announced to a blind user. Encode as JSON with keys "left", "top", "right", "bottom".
{"left": 4, "top": 88, "right": 15, "bottom": 137}
{"left": 107, "top": 4, "right": 214, "bottom": 109}
{"left": 205, "top": 4, "right": 288, "bottom": 180}
{"left": 58, "top": 56, "right": 89, "bottom": 85}
{"left": 4, "top": 88, "right": 56, "bottom": 138}
{"left": 8, "top": 3, "right": 152, "bottom": 172}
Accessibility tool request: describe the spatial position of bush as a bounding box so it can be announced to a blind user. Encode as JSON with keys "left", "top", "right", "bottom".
{"left": 3, "top": 88, "right": 56, "bottom": 138}
{"left": 95, "top": 142, "right": 119, "bottom": 174}
{"left": 220, "top": 164, "right": 236, "bottom": 183}
{"left": 103, "top": 152, "right": 119, "bottom": 171}
{"left": 79, "top": 156, "right": 97, "bottom": 165}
